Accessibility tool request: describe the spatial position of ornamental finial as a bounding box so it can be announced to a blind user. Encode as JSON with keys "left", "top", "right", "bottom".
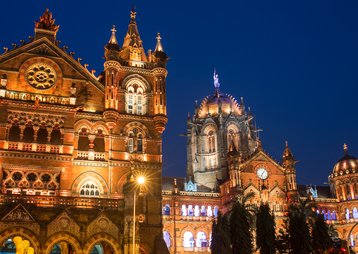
{"left": 344, "top": 143, "right": 348, "bottom": 154}
{"left": 213, "top": 69, "right": 220, "bottom": 90}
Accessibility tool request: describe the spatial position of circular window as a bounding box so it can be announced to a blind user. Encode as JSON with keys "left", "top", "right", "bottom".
{"left": 25, "top": 63, "right": 57, "bottom": 90}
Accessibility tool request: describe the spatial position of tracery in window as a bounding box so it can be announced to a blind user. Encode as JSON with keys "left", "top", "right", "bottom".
{"left": 79, "top": 181, "right": 100, "bottom": 197}
{"left": 127, "top": 128, "right": 144, "bottom": 153}
{"left": 126, "top": 83, "right": 146, "bottom": 115}
{"left": 207, "top": 131, "right": 216, "bottom": 153}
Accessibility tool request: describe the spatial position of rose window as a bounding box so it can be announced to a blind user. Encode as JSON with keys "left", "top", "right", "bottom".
{"left": 25, "top": 63, "right": 57, "bottom": 89}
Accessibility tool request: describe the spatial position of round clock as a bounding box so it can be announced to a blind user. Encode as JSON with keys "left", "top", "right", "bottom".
{"left": 257, "top": 168, "right": 268, "bottom": 180}
{"left": 25, "top": 63, "right": 57, "bottom": 90}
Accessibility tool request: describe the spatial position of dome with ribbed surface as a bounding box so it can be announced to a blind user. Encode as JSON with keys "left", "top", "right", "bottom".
{"left": 333, "top": 144, "right": 358, "bottom": 175}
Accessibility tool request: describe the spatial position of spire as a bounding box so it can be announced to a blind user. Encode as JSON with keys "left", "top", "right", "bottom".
{"left": 213, "top": 69, "right": 220, "bottom": 91}
{"left": 283, "top": 141, "right": 295, "bottom": 163}
{"left": 155, "top": 32, "right": 164, "bottom": 52}
{"left": 108, "top": 25, "right": 118, "bottom": 45}
{"left": 344, "top": 143, "right": 348, "bottom": 155}
{"left": 35, "top": 8, "right": 59, "bottom": 32}
{"left": 123, "top": 7, "right": 142, "bottom": 48}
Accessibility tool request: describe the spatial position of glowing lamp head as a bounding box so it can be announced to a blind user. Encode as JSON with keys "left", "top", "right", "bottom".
{"left": 137, "top": 176, "right": 145, "bottom": 185}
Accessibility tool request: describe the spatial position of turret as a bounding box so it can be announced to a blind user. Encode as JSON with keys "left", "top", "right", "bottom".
{"left": 282, "top": 141, "right": 298, "bottom": 201}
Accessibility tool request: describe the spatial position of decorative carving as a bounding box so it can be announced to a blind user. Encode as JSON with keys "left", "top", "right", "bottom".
{"left": 2, "top": 204, "right": 34, "bottom": 222}
{"left": 35, "top": 9, "right": 59, "bottom": 32}
{"left": 25, "top": 63, "right": 57, "bottom": 90}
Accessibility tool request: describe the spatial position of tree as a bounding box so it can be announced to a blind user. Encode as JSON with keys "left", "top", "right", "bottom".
{"left": 276, "top": 220, "right": 290, "bottom": 254}
{"left": 312, "top": 214, "right": 333, "bottom": 253}
{"left": 230, "top": 202, "right": 253, "bottom": 254}
{"left": 211, "top": 212, "right": 231, "bottom": 254}
{"left": 256, "top": 203, "right": 276, "bottom": 254}
{"left": 288, "top": 205, "right": 312, "bottom": 254}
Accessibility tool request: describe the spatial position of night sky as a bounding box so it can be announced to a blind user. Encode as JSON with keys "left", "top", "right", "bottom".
{"left": 1, "top": 1, "right": 358, "bottom": 186}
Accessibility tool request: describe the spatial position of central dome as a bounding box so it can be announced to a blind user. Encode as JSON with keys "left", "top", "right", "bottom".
{"left": 332, "top": 144, "right": 358, "bottom": 175}
{"left": 197, "top": 71, "right": 243, "bottom": 117}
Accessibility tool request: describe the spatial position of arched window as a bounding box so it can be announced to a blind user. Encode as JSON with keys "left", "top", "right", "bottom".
{"left": 163, "top": 204, "right": 170, "bottom": 215}
{"left": 126, "top": 84, "right": 146, "bottom": 115}
{"left": 207, "top": 131, "right": 216, "bottom": 153}
{"left": 163, "top": 231, "right": 171, "bottom": 249}
{"left": 37, "top": 127, "right": 48, "bottom": 144}
{"left": 79, "top": 181, "right": 100, "bottom": 197}
{"left": 353, "top": 207, "right": 358, "bottom": 219}
{"left": 194, "top": 205, "right": 200, "bottom": 217}
{"left": 332, "top": 211, "right": 337, "bottom": 220}
{"left": 346, "top": 208, "right": 351, "bottom": 220}
{"left": 78, "top": 127, "right": 90, "bottom": 151}
{"left": 322, "top": 210, "right": 327, "bottom": 220}
{"left": 23, "top": 125, "right": 34, "bottom": 143}
{"left": 201, "top": 206, "right": 207, "bottom": 216}
{"left": 183, "top": 232, "right": 194, "bottom": 248}
{"left": 207, "top": 206, "right": 213, "bottom": 217}
{"left": 93, "top": 129, "right": 105, "bottom": 152}
{"left": 327, "top": 210, "right": 332, "bottom": 220}
{"left": 196, "top": 232, "right": 207, "bottom": 248}
{"left": 188, "top": 205, "right": 194, "bottom": 216}
{"left": 8, "top": 125, "right": 20, "bottom": 141}
{"left": 50, "top": 128, "right": 62, "bottom": 145}
{"left": 214, "top": 206, "right": 219, "bottom": 218}
{"left": 127, "top": 128, "right": 144, "bottom": 153}
{"left": 181, "top": 205, "right": 187, "bottom": 216}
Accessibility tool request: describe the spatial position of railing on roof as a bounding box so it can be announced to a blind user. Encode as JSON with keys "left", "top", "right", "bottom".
{"left": 0, "top": 194, "right": 122, "bottom": 209}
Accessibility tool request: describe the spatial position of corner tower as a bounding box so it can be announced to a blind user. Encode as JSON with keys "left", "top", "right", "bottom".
{"left": 187, "top": 71, "right": 258, "bottom": 190}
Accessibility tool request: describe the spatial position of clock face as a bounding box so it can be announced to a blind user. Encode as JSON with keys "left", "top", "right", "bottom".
{"left": 257, "top": 168, "right": 268, "bottom": 180}
{"left": 25, "top": 63, "right": 57, "bottom": 90}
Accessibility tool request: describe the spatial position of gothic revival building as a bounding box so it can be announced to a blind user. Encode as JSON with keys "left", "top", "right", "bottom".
{"left": 1, "top": 7, "right": 358, "bottom": 254}
{"left": 161, "top": 72, "right": 358, "bottom": 253}
{"left": 0, "top": 9, "right": 169, "bottom": 254}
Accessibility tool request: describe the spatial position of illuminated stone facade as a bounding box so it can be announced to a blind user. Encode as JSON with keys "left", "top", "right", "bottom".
{"left": 0, "top": 9, "right": 169, "bottom": 254}
{"left": 161, "top": 73, "right": 358, "bottom": 253}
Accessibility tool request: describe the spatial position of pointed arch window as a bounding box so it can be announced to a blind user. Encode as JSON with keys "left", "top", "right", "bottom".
{"left": 79, "top": 181, "right": 100, "bottom": 197}
{"left": 207, "top": 131, "right": 216, "bottom": 153}
{"left": 127, "top": 128, "right": 144, "bottom": 153}
{"left": 126, "top": 84, "right": 146, "bottom": 115}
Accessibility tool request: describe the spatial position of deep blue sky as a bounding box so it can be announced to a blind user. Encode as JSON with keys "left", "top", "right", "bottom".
{"left": 1, "top": 1, "right": 358, "bottom": 185}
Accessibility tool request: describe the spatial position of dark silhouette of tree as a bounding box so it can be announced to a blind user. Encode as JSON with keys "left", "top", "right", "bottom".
{"left": 288, "top": 204, "right": 312, "bottom": 254}
{"left": 211, "top": 212, "right": 231, "bottom": 254}
{"left": 256, "top": 203, "right": 276, "bottom": 254}
{"left": 276, "top": 221, "right": 290, "bottom": 254}
{"left": 230, "top": 192, "right": 254, "bottom": 254}
{"left": 312, "top": 214, "right": 333, "bottom": 253}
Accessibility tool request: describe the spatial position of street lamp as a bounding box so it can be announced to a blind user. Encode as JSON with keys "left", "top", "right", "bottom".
{"left": 133, "top": 176, "right": 145, "bottom": 254}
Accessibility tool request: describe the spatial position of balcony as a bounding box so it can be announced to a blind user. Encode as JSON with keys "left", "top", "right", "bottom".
{"left": 76, "top": 151, "right": 106, "bottom": 161}
{"left": 4, "top": 141, "right": 64, "bottom": 154}
{"left": 0, "top": 194, "right": 122, "bottom": 209}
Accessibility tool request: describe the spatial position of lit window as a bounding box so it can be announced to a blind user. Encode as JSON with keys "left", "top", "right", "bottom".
{"left": 183, "top": 232, "right": 194, "bottom": 248}
{"left": 163, "top": 231, "right": 171, "bottom": 248}
{"left": 196, "top": 232, "right": 207, "bottom": 248}
{"left": 79, "top": 181, "right": 100, "bottom": 197}
{"left": 126, "top": 84, "right": 146, "bottom": 115}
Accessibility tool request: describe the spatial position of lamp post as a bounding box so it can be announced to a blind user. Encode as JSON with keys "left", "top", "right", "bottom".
{"left": 133, "top": 176, "right": 145, "bottom": 254}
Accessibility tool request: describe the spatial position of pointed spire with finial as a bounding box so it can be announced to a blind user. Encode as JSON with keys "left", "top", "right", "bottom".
{"left": 213, "top": 69, "right": 220, "bottom": 91}
{"left": 123, "top": 7, "right": 142, "bottom": 48}
{"left": 282, "top": 141, "right": 296, "bottom": 167}
{"left": 344, "top": 143, "right": 348, "bottom": 155}
{"left": 155, "top": 32, "right": 164, "bottom": 52}
{"left": 108, "top": 25, "right": 118, "bottom": 45}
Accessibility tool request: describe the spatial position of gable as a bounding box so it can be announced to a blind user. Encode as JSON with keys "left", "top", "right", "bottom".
{"left": 1, "top": 204, "right": 35, "bottom": 222}
{"left": 241, "top": 151, "right": 285, "bottom": 175}
{"left": 86, "top": 214, "right": 119, "bottom": 239}
{"left": 0, "top": 37, "right": 105, "bottom": 112}
{"left": 47, "top": 211, "right": 81, "bottom": 237}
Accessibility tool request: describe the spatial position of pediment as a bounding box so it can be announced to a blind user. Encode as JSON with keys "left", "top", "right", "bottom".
{"left": 242, "top": 151, "right": 285, "bottom": 173}
{"left": 1, "top": 204, "right": 35, "bottom": 222}
{"left": 0, "top": 37, "right": 103, "bottom": 93}
{"left": 47, "top": 211, "right": 81, "bottom": 237}
{"left": 27, "top": 44, "right": 60, "bottom": 58}
{"left": 87, "top": 213, "right": 119, "bottom": 239}
{"left": 270, "top": 185, "right": 286, "bottom": 196}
